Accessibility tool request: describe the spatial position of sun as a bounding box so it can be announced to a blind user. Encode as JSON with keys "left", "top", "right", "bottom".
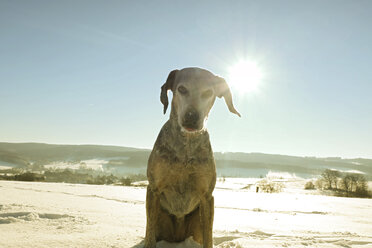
{"left": 227, "top": 60, "right": 263, "bottom": 94}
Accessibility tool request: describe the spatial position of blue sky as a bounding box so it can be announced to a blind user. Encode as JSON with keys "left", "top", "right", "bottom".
{"left": 1, "top": 0, "right": 371, "bottom": 158}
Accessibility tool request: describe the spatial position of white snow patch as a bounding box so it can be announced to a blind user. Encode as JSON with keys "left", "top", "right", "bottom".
{"left": 266, "top": 171, "right": 298, "bottom": 180}
{"left": 330, "top": 168, "right": 365, "bottom": 175}
{"left": 342, "top": 169, "right": 365, "bottom": 174}
{"left": 0, "top": 179, "right": 371, "bottom": 247}
{"left": 0, "top": 212, "right": 72, "bottom": 224}
{"left": 0, "top": 165, "right": 12, "bottom": 170}
{"left": 44, "top": 159, "right": 108, "bottom": 171}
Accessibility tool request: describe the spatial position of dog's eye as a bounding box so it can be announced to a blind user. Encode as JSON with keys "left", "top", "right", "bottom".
{"left": 178, "top": 86, "right": 188, "bottom": 95}
{"left": 201, "top": 90, "right": 213, "bottom": 99}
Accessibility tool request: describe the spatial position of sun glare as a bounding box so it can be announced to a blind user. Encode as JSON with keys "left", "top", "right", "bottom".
{"left": 228, "top": 60, "right": 262, "bottom": 94}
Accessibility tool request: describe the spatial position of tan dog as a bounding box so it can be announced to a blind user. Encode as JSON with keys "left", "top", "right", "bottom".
{"left": 145, "top": 67, "right": 240, "bottom": 248}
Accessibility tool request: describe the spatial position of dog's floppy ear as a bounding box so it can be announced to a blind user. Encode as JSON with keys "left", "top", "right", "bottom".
{"left": 160, "top": 69, "right": 179, "bottom": 114}
{"left": 215, "top": 76, "right": 241, "bottom": 117}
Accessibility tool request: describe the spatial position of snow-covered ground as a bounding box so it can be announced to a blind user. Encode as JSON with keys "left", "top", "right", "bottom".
{"left": 0, "top": 178, "right": 371, "bottom": 248}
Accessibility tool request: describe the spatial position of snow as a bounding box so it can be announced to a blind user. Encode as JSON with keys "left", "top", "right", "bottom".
{"left": 44, "top": 159, "right": 108, "bottom": 171}
{"left": 266, "top": 171, "right": 298, "bottom": 180}
{"left": 0, "top": 178, "right": 371, "bottom": 247}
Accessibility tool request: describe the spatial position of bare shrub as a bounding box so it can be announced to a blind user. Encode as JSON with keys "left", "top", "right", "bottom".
{"left": 257, "top": 179, "right": 284, "bottom": 193}
{"left": 304, "top": 181, "right": 315, "bottom": 190}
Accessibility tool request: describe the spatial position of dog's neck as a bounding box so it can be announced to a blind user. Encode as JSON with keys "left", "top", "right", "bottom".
{"left": 157, "top": 111, "right": 213, "bottom": 165}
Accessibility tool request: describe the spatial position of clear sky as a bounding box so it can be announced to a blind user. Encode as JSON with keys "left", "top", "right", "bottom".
{"left": 1, "top": 0, "right": 371, "bottom": 158}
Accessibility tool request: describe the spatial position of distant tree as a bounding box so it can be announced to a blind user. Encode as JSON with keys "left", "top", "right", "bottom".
{"left": 128, "top": 174, "right": 147, "bottom": 182}
{"left": 321, "top": 169, "right": 341, "bottom": 190}
{"left": 95, "top": 176, "right": 106, "bottom": 185}
{"left": 106, "top": 174, "right": 116, "bottom": 185}
{"left": 121, "top": 177, "right": 132, "bottom": 186}
{"left": 342, "top": 174, "right": 354, "bottom": 192}
{"left": 341, "top": 173, "right": 368, "bottom": 196}
{"left": 14, "top": 172, "right": 45, "bottom": 182}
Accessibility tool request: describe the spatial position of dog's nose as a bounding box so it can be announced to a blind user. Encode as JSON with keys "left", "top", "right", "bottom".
{"left": 183, "top": 109, "right": 200, "bottom": 129}
{"left": 186, "top": 110, "right": 199, "bottom": 120}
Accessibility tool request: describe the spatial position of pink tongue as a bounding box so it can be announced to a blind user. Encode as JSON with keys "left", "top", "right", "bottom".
{"left": 185, "top": 128, "right": 195, "bottom": 132}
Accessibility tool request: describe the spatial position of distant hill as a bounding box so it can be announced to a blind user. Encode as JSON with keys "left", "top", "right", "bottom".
{"left": 214, "top": 152, "right": 372, "bottom": 178}
{"left": 0, "top": 142, "right": 371, "bottom": 179}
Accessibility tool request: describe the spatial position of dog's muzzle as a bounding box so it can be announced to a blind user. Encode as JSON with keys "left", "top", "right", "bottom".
{"left": 182, "top": 109, "right": 200, "bottom": 132}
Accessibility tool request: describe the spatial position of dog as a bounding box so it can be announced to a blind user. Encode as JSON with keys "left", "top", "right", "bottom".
{"left": 145, "top": 67, "right": 240, "bottom": 248}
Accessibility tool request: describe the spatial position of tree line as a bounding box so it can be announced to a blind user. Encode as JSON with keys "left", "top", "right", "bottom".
{"left": 305, "top": 169, "right": 370, "bottom": 198}
{"left": 0, "top": 168, "right": 146, "bottom": 186}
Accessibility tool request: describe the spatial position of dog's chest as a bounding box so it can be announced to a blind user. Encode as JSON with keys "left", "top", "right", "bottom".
{"left": 157, "top": 164, "right": 214, "bottom": 218}
{"left": 148, "top": 125, "right": 216, "bottom": 217}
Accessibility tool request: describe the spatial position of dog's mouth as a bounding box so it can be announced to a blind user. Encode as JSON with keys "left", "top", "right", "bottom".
{"left": 181, "top": 125, "right": 202, "bottom": 133}
{"left": 184, "top": 127, "right": 198, "bottom": 132}
{"left": 180, "top": 118, "right": 207, "bottom": 133}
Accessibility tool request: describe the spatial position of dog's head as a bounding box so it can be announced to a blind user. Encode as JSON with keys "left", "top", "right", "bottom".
{"left": 160, "top": 67, "right": 240, "bottom": 133}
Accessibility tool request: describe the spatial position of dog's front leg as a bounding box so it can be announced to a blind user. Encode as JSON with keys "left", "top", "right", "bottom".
{"left": 200, "top": 196, "right": 214, "bottom": 248}
{"left": 145, "top": 186, "right": 160, "bottom": 248}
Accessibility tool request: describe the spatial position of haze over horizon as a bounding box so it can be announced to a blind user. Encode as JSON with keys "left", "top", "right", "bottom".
{"left": 1, "top": 0, "right": 371, "bottom": 159}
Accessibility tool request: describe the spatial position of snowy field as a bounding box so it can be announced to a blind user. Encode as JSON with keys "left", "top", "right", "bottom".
{"left": 1, "top": 179, "right": 372, "bottom": 248}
